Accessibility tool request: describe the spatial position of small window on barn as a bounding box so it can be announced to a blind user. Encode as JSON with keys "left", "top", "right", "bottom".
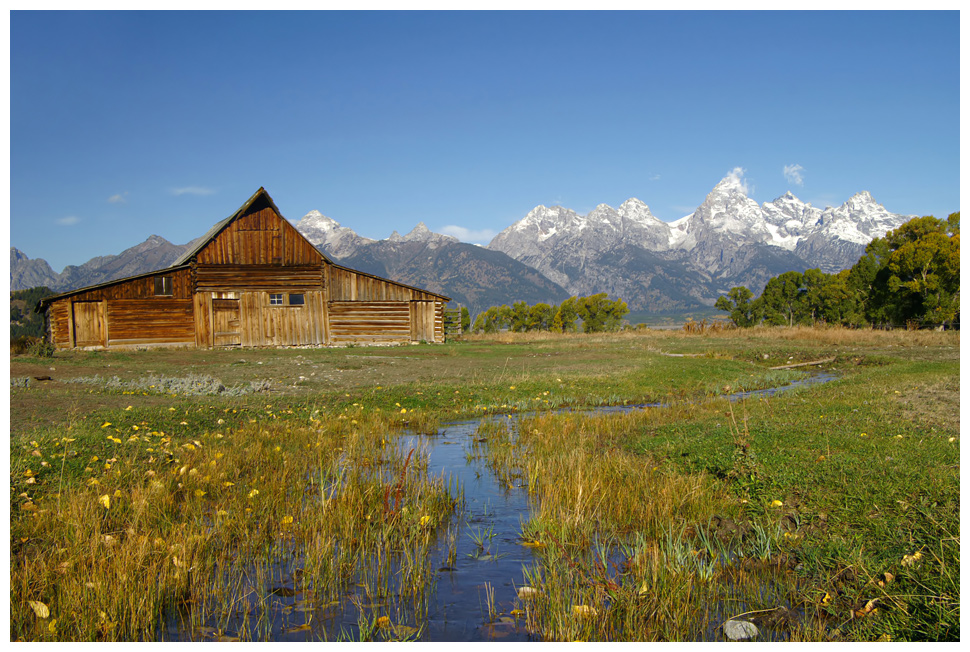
{"left": 288, "top": 293, "right": 305, "bottom": 306}
{"left": 154, "top": 276, "right": 173, "bottom": 296}
{"left": 269, "top": 293, "right": 284, "bottom": 306}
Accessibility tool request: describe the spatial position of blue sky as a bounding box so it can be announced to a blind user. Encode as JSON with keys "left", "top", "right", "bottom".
{"left": 8, "top": 9, "right": 961, "bottom": 272}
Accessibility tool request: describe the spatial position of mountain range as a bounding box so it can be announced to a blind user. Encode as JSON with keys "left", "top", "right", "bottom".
{"left": 10, "top": 170, "right": 914, "bottom": 315}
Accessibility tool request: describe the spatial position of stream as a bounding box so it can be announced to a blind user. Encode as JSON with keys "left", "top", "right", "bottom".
{"left": 159, "top": 371, "right": 838, "bottom": 642}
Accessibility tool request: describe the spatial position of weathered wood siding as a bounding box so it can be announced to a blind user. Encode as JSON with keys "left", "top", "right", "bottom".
{"left": 194, "top": 205, "right": 320, "bottom": 267}
{"left": 47, "top": 268, "right": 194, "bottom": 350}
{"left": 329, "top": 266, "right": 442, "bottom": 299}
{"left": 194, "top": 264, "right": 324, "bottom": 292}
{"left": 106, "top": 299, "right": 195, "bottom": 346}
{"left": 328, "top": 266, "right": 411, "bottom": 302}
{"left": 239, "top": 291, "right": 327, "bottom": 347}
{"left": 328, "top": 301, "right": 411, "bottom": 343}
{"left": 193, "top": 291, "right": 328, "bottom": 347}
{"left": 48, "top": 301, "right": 72, "bottom": 349}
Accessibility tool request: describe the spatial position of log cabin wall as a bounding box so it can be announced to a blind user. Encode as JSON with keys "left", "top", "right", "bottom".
{"left": 194, "top": 264, "right": 324, "bottom": 292}
{"left": 327, "top": 265, "right": 447, "bottom": 343}
{"left": 328, "top": 301, "right": 412, "bottom": 344}
{"left": 47, "top": 268, "right": 194, "bottom": 350}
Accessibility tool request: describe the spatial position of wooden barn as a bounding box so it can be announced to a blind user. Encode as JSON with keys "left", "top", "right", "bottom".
{"left": 39, "top": 188, "right": 450, "bottom": 350}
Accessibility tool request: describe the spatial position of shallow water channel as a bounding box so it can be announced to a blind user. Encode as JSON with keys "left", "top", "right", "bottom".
{"left": 159, "top": 372, "right": 837, "bottom": 642}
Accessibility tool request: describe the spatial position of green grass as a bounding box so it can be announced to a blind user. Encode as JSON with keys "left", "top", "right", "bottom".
{"left": 10, "top": 327, "right": 959, "bottom": 641}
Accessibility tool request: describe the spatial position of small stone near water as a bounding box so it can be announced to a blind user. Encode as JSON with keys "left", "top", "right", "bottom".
{"left": 723, "top": 619, "right": 759, "bottom": 640}
{"left": 516, "top": 586, "right": 540, "bottom": 600}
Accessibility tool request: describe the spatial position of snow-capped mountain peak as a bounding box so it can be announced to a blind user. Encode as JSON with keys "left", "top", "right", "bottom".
{"left": 294, "top": 210, "right": 344, "bottom": 245}
{"left": 712, "top": 167, "right": 751, "bottom": 196}
{"left": 684, "top": 169, "right": 766, "bottom": 239}
{"left": 617, "top": 198, "right": 665, "bottom": 227}
{"left": 488, "top": 168, "right": 912, "bottom": 297}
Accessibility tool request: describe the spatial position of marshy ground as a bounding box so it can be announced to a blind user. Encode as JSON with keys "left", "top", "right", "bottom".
{"left": 9, "top": 326, "right": 960, "bottom": 641}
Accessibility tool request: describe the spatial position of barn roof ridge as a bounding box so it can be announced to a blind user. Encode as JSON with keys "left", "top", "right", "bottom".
{"left": 171, "top": 187, "right": 329, "bottom": 267}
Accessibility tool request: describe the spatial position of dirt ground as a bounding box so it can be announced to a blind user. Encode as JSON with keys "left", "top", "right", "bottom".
{"left": 8, "top": 338, "right": 651, "bottom": 434}
{"left": 9, "top": 330, "right": 959, "bottom": 436}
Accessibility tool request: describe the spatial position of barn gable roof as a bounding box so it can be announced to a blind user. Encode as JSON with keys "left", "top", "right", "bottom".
{"left": 171, "top": 187, "right": 332, "bottom": 267}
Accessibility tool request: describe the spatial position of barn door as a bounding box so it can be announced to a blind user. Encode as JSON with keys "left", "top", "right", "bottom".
{"left": 410, "top": 301, "right": 435, "bottom": 343}
{"left": 72, "top": 301, "right": 106, "bottom": 348}
{"left": 212, "top": 299, "right": 241, "bottom": 346}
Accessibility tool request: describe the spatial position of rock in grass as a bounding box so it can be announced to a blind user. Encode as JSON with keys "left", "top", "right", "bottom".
{"left": 723, "top": 619, "right": 759, "bottom": 640}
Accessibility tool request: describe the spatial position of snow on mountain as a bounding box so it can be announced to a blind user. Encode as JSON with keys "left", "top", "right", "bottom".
{"left": 675, "top": 168, "right": 775, "bottom": 250}
{"left": 816, "top": 191, "right": 907, "bottom": 245}
{"left": 294, "top": 210, "right": 376, "bottom": 259}
{"left": 487, "top": 168, "right": 913, "bottom": 307}
{"left": 654, "top": 170, "right": 911, "bottom": 267}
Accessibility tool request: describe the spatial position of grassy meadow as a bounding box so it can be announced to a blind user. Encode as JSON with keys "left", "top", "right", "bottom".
{"left": 9, "top": 326, "right": 960, "bottom": 641}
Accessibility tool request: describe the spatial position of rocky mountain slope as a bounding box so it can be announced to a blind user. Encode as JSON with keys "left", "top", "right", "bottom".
{"left": 10, "top": 235, "right": 194, "bottom": 294}
{"left": 10, "top": 247, "right": 60, "bottom": 291}
{"left": 297, "top": 216, "right": 569, "bottom": 313}
{"left": 488, "top": 169, "right": 913, "bottom": 309}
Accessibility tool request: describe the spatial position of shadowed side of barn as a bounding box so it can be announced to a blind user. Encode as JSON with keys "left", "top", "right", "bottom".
{"left": 38, "top": 188, "right": 450, "bottom": 350}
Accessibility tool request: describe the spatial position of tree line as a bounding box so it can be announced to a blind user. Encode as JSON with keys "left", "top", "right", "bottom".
{"left": 471, "top": 293, "right": 629, "bottom": 334}
{"left": 716, "top": 213, "right": 960, "bottom": 329}
{"left": 10, "top": 286, "right": 56, "bottom": 340}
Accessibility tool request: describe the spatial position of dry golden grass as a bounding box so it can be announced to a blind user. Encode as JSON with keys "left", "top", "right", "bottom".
{"left": 11, "top": 409, "right": 459, "bottom": 641}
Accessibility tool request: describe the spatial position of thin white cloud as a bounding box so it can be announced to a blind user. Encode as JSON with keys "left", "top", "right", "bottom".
{"left": 440, "top": 225, "right": 499, "bottom": 244}
{"left": 783, "top": 164, "right": 805, "bottom": 187}
{"left": 649, "top": 174, "right": 661, "bottom": 181}
{"left": 107, "top": 192, "right": 127, "bottom": 203}
{"left": 56, "top": 216, "right": 80, "bottom": 226}
{"left": 171, "top": 186, "right": 216, "bottom": 196}
{"left": 724, "top": 167, "right": 751, "bottom": 195}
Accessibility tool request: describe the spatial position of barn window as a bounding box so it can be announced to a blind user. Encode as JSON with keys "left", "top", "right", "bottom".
{"left": 288, "top": 293, "right": 305, "bottom": 306}
{"left": 154, "top": 276, "right": 173, "bottom": 296}
{"left": 269, "top": 293, "right": 284, "bottom": 305}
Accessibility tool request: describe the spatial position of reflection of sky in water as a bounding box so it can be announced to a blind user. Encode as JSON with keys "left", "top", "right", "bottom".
{"left": 402, "top": 420, "right": 538, "bottom": 641}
